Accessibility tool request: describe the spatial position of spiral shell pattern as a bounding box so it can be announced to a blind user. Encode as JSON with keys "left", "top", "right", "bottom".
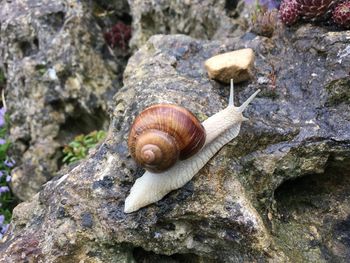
{"left": 128, "top": 104, "right": 206, "bottom": 173}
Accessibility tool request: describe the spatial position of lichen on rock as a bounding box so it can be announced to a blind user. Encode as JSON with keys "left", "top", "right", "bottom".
{"left": 0, "top": 0, "right": 129, "bottom": 200}
{"left": 127, "top": 0, "right": 246, "bottom": 49}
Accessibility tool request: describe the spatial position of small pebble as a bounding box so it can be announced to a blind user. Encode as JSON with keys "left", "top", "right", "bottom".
{"left": 204, "top": 48, "right": 255, "bottom": 83}
{"left": 48, "top": 68, "right": 58, "bottom": 80}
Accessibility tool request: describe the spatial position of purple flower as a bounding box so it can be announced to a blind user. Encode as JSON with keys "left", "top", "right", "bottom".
{"left": 0, "top": 215, "right": 9, "bottom": 239}
{"left": 0, "top": 171, "right": 3, "bottom": 178}
{"left": 0, "top": 186, "right": 9, "bottom": 193}
{"left": 0, "top": 139, "right": 5, "bottom": 145}
{"left": 4, "top": 158, "right": 15, "bottom": 168}
{"left": 260, "top": 0, "right": 279, "bottom": 9}
{"left": 1, "top": 223, "right": 9, "bottom": 234}
{"left": 245, "top": 0, "right": 279, "bottom": 10}
{"left": 245, "top": 0, "right": 256, "bottom": 4}
{"left": 6, "top": 175, "right": 11, "bottom": 182}
{"left": 0, "top": 108, "right": 5, "bottom": 127}
{"left": 0, "top": 223, "right": 9, "bottom": 239}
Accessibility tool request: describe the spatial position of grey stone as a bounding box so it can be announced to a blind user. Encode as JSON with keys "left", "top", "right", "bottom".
{"left": 0, "top": 25, "right": 350, "bottom": 262}
{"left": 204, "top": 48, "right": 255, "bottom": 83}
{"left": 127, "top": 0, "right": 246, "bottom": 49}
{"left": 0, "top": 0, "right": 129, "bottom": 200}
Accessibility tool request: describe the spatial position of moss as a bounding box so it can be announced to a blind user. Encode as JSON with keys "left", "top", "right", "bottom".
{"left": 35, "top": 64, "right": 47, "bottom": 76}
{"left": 326, "top": 78, "right": 350, "bottom": 106}
{"left": 196, "top": 112, "right": 209, "bottom": 122}
{"left": 0, "top": 69, "right": 5, "bottom": 86}
{"left": 260, "top": 89, "right": 279, "bottom": 99}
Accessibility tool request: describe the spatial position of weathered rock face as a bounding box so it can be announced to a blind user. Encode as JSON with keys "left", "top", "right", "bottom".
{"left": 0, "top": 25, "right": 350, "bottom": 262}
{"left": 128, "top": 0, "right": 246, "bottom": 49}
{"left": 0, "top": 0, "right": 130, "bottom": 200}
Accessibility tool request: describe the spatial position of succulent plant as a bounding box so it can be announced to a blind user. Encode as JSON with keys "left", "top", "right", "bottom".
{"left": 332, "top": 1, "right": 350, "bottom": 28}
{"left": 279, "top": 0, "right": 350, "bottom": 28}
{"left": 251, "top": 7, "right": 279, "bottom": 37}
{"left": 279, "top": 0, "right": 300, "bottom": 25}
{"left": 104, "top": 22, "right": 132, "bottom": 50}
{"left": 298, "top": 0, "right": 336, "bottom": 19}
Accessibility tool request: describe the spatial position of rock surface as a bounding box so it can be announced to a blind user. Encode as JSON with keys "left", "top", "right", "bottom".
{"left": 128, "top": 0, "right": 246, "bottom": 49}
{"left": 205, "top": 48, "right": 255, "bottom": 83}
{"left": 0, "top": 0, "right": 129, "bottom": 200}
{"left": 0, "top": 25, "right": 350, "bottom": 262}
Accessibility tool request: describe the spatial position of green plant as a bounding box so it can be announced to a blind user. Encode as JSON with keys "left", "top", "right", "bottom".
{"left": 0, "top": 71, "right": 5, "bottom": 87}
{"left": 0, "top": 107, "right": 16, "bottom": 239}
{"left": 62, "top": 130, "right": 107, "bottom": 164}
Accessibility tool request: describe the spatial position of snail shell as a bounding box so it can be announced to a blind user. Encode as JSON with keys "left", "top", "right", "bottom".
{"left": 128, "top": 104, "right": 206, "bottom": 173}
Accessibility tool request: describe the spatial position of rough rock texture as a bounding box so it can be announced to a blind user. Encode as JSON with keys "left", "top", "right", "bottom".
{"left": 1, "top": 25, "right": 350, "bottom": 262}
{"left": 0, "top": 0, "right": 129, "bottom": 200}
{"left": 128, "top": 0, "right": 246, "bottom": 49}
{"left": 97, "top": 0, "right": 130, "bottom": 18}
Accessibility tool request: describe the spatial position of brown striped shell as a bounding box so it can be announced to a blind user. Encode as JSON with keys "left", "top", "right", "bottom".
{"left": 128, "top": 104, "right": 206, "bottom": 173}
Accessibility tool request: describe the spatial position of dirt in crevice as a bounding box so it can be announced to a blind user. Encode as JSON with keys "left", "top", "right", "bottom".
{"left": 272, "top": 155, "right": 350, "bottom": 262}
{"left": 132, "top": 246, "right": 208, "bottom": 263}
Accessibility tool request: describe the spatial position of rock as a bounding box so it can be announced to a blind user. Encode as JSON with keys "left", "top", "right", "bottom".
{"left": 0, "top": 24, "right": 350, "bottom": 262}
{"left": 128, "top": 0, "right": 246, "bottom": 49}
{"left": 204, "top": 48, "right": 255, "bottom": 83}
{"left": 0, "top": 0, "right": 130, "bottom": 200}
{"left": 96, "top": 0, "right": 130, "bottom": 18}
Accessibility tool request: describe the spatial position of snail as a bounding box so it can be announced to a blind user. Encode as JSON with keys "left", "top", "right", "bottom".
{"left": 124, "top": 80, "right": 260, "bottom": 213}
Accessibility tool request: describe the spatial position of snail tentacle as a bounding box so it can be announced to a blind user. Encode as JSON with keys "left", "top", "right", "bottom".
{"left": 229, "top": 79, "right": 234, "bottom": 106}
{"left": 238, "top": 89, "right": 261, "bottom": 112}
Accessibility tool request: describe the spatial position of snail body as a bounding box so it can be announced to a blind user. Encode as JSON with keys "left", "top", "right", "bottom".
{"left": 125, "top": 81, "right": 260, "bottom": 213}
